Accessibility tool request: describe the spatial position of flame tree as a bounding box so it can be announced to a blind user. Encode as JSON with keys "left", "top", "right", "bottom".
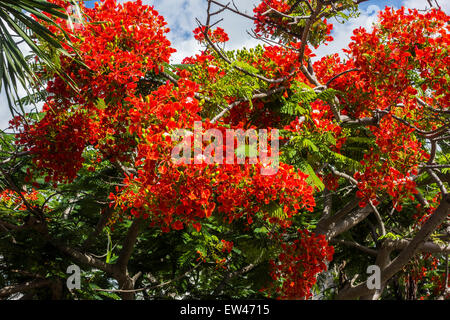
{"left": 0, "top": 0, "right": 448, "bottom": 300}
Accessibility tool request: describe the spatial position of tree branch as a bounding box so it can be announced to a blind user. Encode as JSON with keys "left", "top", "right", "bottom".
{"left": 116, "top": 218, "right": 143, "bottom": 273}
{"left": 336, "top": 193, "right": 450, "bottom": 299}
{"left": 0, "top": 279, "right": 53, "bottom": 299}
{"left": 331, "top": 239, "right": 377, "bottom": 256}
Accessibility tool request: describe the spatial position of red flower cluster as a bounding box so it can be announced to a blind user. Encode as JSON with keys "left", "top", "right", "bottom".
{"left": 16, "top": 2, "right": 314, "bottom": 235}
{"left": 111, "top": 160, "right": 315, "bottom": 232}
{"left": 220, "top": 239, "right": 234, "bottom": 253}
{"left": 0, "top": 189, "right": 39, "bottom": 211}
{"left": 312, "top": 8, "right": 449, "bottom": 210}
{"left": 12, "top": 110, "right": 92, "bottom": 183}
{"left": 14, "top": 1, "right": 318, "bottom": 238}
{"left": 255, "top": 43, "right": 304, "bottom": 83}
{"left": 348, "top": 7, "right": 449, "bottom": 110}
{"left": 253, "top": 0, "right": 292, "bottom": 38}
{"left": 193, "top": 26, "right": 229, "bottom": 43}
{"left": 12, "top": 0, "right": 175, "bottom": 183}
{"left": 267, "top": 230, "right": 334, "bottom": 299}
{"left": 354, "top": 115, "right": 429, "bottom": 210}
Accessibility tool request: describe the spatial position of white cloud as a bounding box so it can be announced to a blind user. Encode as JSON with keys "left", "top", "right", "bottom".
{"left": 403, "top": 0, "right": 450, "bottom": 13}
{"left": 142, "top": 0, "right": 260, "bottom": 63}
{"left": 0, "top": 90, "right": 10, "bottom": 131}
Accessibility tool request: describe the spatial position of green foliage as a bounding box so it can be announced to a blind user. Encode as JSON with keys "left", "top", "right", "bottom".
{"left": 280, "top": 82, "right": 315, "bottom": 116}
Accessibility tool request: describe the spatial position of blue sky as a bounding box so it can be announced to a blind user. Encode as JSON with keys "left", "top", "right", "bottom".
{"left": 0, "top": 0, "right": 448, "bottom": 130}
{"left": 360, "top": 0, "right": 405, "bottom": 9}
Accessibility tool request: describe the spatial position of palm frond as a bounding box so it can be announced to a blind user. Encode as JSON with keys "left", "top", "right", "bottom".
{"left": 0, "top": 0, "right": 76, "bottom": 117}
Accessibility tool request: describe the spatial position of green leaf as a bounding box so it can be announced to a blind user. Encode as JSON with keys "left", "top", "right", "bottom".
{"left": 297, "top": 160, "right": 325, "bottom": 191}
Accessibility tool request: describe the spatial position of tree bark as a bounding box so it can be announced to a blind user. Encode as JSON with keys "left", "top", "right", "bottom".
{"left": 336, "top": 194, "right": 450, "bottom": 299}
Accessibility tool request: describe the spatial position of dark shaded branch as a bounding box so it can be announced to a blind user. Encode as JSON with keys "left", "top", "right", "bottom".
{"left": 329, "top": 165, "right": 358, "bottom": 185}
{"left": 116, "top": 218, "right": 143, "bottom": 273}
{"left": 211, "top": 86, "right": 286, "bottom": 123}
{"left": 316, "top": 199, "right": 359, "bottom": 235}
{"left": 212, "top": 263, "right": 258, "bottom": 296}
{"left": 324, "top": 205, "right": 373, "bottom": 240}
{"left": 317, "top": 199, "right": 373, "bottom": 241}
{"left": 385, "top": 239, "right": 450, "bottom": 254}
{"left": 391, "top": 115, "right": 449, "bottom": 139}
{"left": 52, "top": 241, "right": 116, "bottom": 275}
{"left": 0, "top": 279, "right": 53, "bottom": 299}
{"left": 82, "top": 206, "right": 115, "bottom": 249}
{"left": 331, "top": 239, "right": 377, "bottom": 256}
{"left": 298, "top": 2, "right": 323, "bottom": 62}
{"left": 93, "top": 261, "right": 202, "bottom": 294}
{"left": 427, "top": 169, "right": 448, "bottom": 195}
{"left": 326, "top": 68, "right": 360, "bottom": 87}
{"left": 369, "top": 200, "right": 386, "bottom": 237}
